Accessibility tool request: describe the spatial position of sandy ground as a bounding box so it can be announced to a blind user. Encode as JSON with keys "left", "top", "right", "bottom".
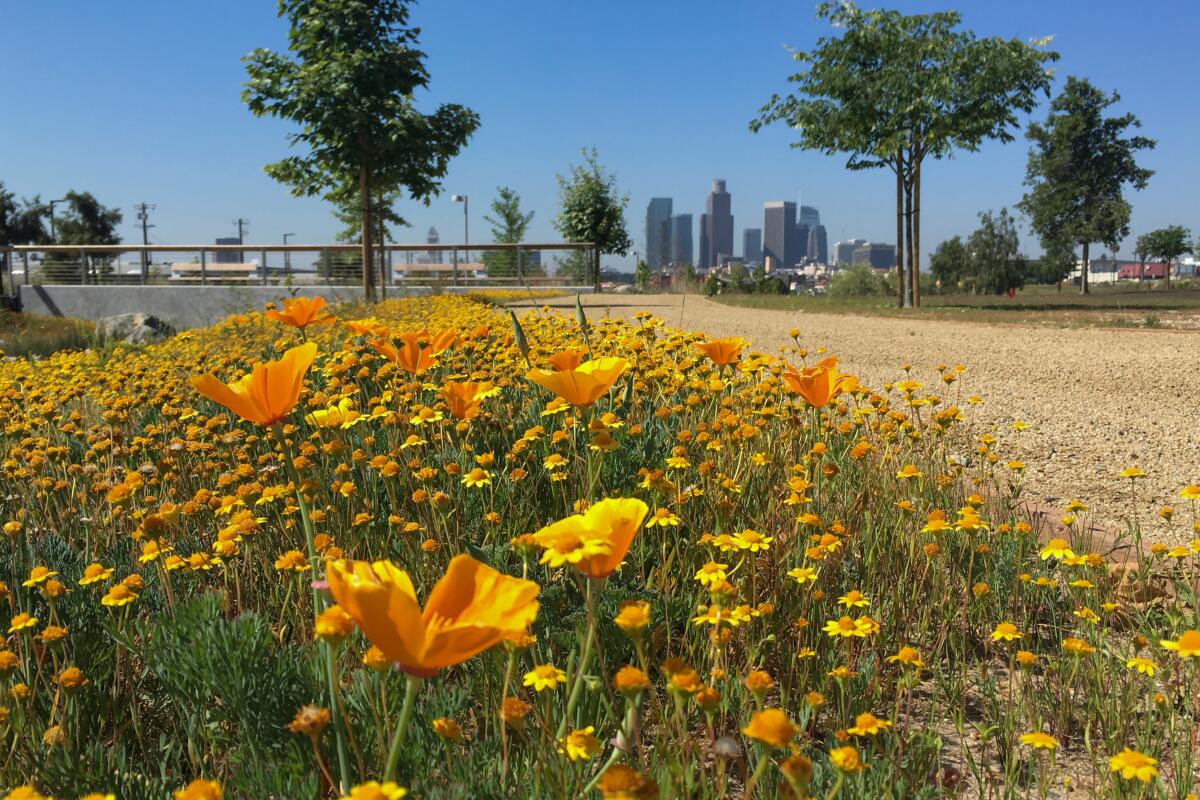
{"left": 511, "top": 293, "right": 1200, "bottom": 547}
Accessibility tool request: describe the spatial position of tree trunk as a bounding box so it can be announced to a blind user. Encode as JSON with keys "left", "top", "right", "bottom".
{"left": 1079, "top": 241, "right": 1089, "bottom": 295}
{"left": 895, "top": 159, "right": 905, "bottom": 308}
{"left": 912, "top": 157, "right": 922, "bottom": 307}
{"left": 903, "top": 171, "right": 914, "bottom": 308}
{"left": 377, "top": 189, "right": 388, "bottom": 300}
{"left": 1165, "top": 258, "right": 1171, "bottom": 291}
{"left": 359, "top": 164, "right": 374, "bottom": 303}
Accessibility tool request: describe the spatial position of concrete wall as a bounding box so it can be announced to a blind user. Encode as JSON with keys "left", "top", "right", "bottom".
{"left": 18, "top": 285, "right": 423, "bottom": 329}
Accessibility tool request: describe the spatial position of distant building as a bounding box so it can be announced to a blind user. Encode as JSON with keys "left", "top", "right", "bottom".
{"left": 426, "top": 226, "right": 442, "bottom": 264}
{"left": 742, "top": 228, "right": 762, "bottom": 265}
{"left": 670, "top": 214, "right": 693, "bottom": 267}
{"left": 1117, "top": 261, "right": 1168, "bottom": 280}
{"left": 644, "top": 198, "right": 673, "bottom": 269}
{"left": 799, "top": 204, "right": 821, "bottom": 229}
{"left": 214, "top": 237, "right": 241, "bottom": 264}
{"left": 853, "top": 243, "right": 897, "bottom": 269}
{"left": 794, "top": 223, "right": 810, "bottom": 264}
{"left": 763, "top": 201, "right": 797, "bottom": 269}
{"left": 807, "top": 225, "right": 828, "bottom": 264}
{"left": 703, "top": 179, "right": 733, "bottom": 267}
{"left": 834, "top": 239, "right": 868, "bottom": 266}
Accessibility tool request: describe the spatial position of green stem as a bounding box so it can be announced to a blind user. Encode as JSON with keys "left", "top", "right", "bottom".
{"left": 558, "top": 580, "right": 597, "bottom": 737}
{"left": 384, "top": 674, "right": 424, "bottom": 783}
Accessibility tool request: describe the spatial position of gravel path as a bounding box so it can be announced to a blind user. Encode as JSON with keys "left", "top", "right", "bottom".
{"left": 512, "top": 293, "right": 1200, "bottom": 547}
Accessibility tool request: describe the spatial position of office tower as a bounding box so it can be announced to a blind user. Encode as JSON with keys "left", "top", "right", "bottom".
{"left": 743, "top": 228, "right": 762, "bottom": 265}
{"left": 704, "top": 179, "right": 733, "bottom": 267}
{"left": 644, "top": 198, "right": 673, "bottom": 269}
{"left": 834, "top": 239, "right": 868, "bottom": 266}
{"left": 794, "top": 223, "right": 810, "bottom": 264}
{"left": 799, "top": 205, "right": 821, "bottom": 228}
{"left": 853, "top": 243, "right": 897, "bottom": 269}
{"left": 698, "top": 214, "right": 709, "bottom": 271}
{"left": 763, "top": 201, "right": 797, "bottom": 269}
{"left": 670, "top": 214, "right": 693, "bottom": 267}
{"left": 807, "top": 224, "right": 828, "bottom": 264}
{"left": 426, "top": 226, "right": 442, "bottom": 264}
{"left": 214, "top": 237, "right": 241, "bottom": 264}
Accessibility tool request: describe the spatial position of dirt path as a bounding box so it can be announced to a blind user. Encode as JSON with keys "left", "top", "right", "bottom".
{"left": 511, "top": 293, "right": 1200, "bottom": 547}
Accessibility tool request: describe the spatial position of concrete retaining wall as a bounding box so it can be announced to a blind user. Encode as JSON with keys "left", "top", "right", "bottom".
{"left": 18, "top": 285, "right": 421, "bottom": 329}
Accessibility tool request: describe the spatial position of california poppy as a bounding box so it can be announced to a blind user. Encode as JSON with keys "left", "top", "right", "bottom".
{"left": 325, "top": 554, "right": 539, "bottom": 676}
{"left": 781, "top": 356, "right": 858, "bottom": 408}
{"left": 192, "top": 342, "right": 318, "bottom": 426}
{"left": 546, "top": 348, "right": 587, "bottom": 371}
{"left": 441, "top": 381, "right": 494, "bottom": 420}
{"left": 265, "top": 296, "right": 336, "bottom": 328}
{"left": 533, "top": 497, "right": 649, "bottom": 578}
{"left": 526, "top": 356, "right": 629, "bottom": 407}
{"left": 695, "top": 336, "right": 748, "bottom": 366}
{"left": 370, "top": 329, "right": 458, "bottom": 374}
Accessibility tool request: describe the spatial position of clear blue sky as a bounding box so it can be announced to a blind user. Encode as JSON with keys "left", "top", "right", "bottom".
{"left": 2, "top": 0, "right": 1196, "bottom": 269}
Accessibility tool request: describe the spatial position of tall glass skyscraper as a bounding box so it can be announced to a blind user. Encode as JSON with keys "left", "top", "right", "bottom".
{"left": 703, "top": 179, "right": 733, "bottom": 267}
{"left": 670, "top": 214, "right": 693, "bottom": 268}
{"left": 644, "top": 198, "right": 673, "bottom": 270}
{"left": 742, "top": 228, "right": 762, "bottom": 265}
{"left": 763, "top": 201, "right": 797, "bottom": 269}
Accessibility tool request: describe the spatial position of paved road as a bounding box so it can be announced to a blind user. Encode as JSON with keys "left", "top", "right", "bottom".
{"left": 513, "top": 293, "right": 1200, "bottom": 547}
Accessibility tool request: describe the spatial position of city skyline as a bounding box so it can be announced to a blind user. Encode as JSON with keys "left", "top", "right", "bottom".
{"left": 3, "top": 1, "right": 1197, "bottom": 270}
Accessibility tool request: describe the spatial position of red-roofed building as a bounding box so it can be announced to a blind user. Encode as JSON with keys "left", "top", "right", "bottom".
{"left": 1118, "top": 261, "right": 1169, "bottom": 280}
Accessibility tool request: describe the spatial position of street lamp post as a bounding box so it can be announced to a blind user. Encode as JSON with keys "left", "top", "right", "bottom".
{"left": 451, "top": 194, "right": 469, "bottom": 286}
{"left": 48, "top": 198, "right": 67, "bottom": 243}
{"left": 282, "top": 233, "right": 295, "bottom": 277}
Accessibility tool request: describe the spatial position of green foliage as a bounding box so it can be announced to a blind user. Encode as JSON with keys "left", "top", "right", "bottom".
{"left": 243, "top": 0, "right": 479, "bottom": 295}
{"left": 0, "top": 181, "right": 47, "bottom": 246}
{"left": 829, "top": 264, "right": 889, "bottom": 297}
{"left": 482, "top": 187, "right": 537, "bottom": 277}
{"left": 1140, "top": 225, "right": 1192, "bottom": 289}
{"left": 1019, "top": 76, "right": 1156, "bottom": 293}
{"left": 967, "top": 209, "right": 1025, "bottom": 295}
{"left": 553, "top": 148, "right": 631, "bottom": 272}
{"left": 634, "top": 259, "right": 651, "bottom": 291}
{"left": 929, "top": 235, "right": 969, "bottom": 289}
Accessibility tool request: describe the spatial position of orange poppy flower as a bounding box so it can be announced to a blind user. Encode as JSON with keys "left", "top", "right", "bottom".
{"left": 326, "top": 554, "right": 540, "bottom": 677}
{"left": 526, "top": 356, "right": 629, "bottom": 407}
{"left": 781, "top": 356, "right": 858, "bottom": 408}
{"left": 695, "top": 336, "right": 748, "bottom": 366}
{"left": 546, "top": 348, "right": 588, "bottom": 371}
{"left": 343, "top": 317, "right": 388, "bottom": 337}
{"left": 533, "top": 497, "right": 649, "bottom": 578}
{"left": 369, "top": 329, "right": 458, "bottom": 374}
{"left": 442, "top": 381, "right": 493, "bottom": 420}
{"left": 264, "top": 296, "right": 336, "bottom": 328}
{"left": 191, "top": 342, "right": 317, "bottom": 426}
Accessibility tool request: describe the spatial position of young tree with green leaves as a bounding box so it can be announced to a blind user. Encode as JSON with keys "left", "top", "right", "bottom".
{"left": 1019, "top": 77, "right": 1155, "bottom": 295}
{"left": 751, "top": 2, "right": 1056, "bottom": 307}
{"left": 1140, "top": 225, "right": 1191, "bottom": 291}
{"left": 1133, "top": 232, "right": 1153, "bottom": 285}
{"left": 553, "top": 149, "right": 631, "bottom": 291}
{"left": 243, "top": 0, "right": 479, "bottom": 300}
{"left": 45, "top": 191, "right": 123, "bottom": 282}
{"left": 0, "top": 182, "right": 48, "bottom": 281}
{"left": 482, "top": 187, "right": 535, "bottom": 278}
{"left": 929, "top": 236, "right": 969, "bottom": 291}
{"left": 967, "top": 209, "right": 1024, "bottom": 295}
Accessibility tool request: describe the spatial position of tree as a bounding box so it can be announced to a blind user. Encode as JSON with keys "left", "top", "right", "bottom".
{"left": 929, "top": 236, "right": 969, "bottom": 291}
{"left": 482, "top": 187, "right": 535, "bottom": 278}
{"left": 46, "top": 191, "right": 122, "bottom": 282}
{"left": 243, "top": 0, "right": 480, "bottom": 301}
{"left": 0, "top": 182, "right": 48, "bottom": 281}
{"left": 553, "top": 149, "right": 631, "bottom": 291}
{"left": 1019, "top": 77, "right": 1155, "bottom": 295}
{"left": 1140, "top": 226, "right": 1191, "bottom": 291}
{"left": 634, "top": 259, "right": 651, "bottom": 292}
{"left": 751, "top": 2, "right": 1056, "bottom": 307}
{"left": 1133, "top": 232, "right": 1153, "bottom": 285}
{"left": 967, "top": 209, "right": 1024, "bottom": 295}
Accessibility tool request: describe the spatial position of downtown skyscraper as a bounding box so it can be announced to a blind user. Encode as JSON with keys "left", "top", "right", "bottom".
{"left": 763, "top": 201, "right": 797, "bottom": 269}
{"left": 644, "top": 197, "right": 673, "bottom": 270}
{"left": 743, "top": 228, "right": 762, "bottom": 265}
{"left": 670, "top": 214, "right": 693, "bottom": 267}
{"left": 701, "top": 179, "right": 733, "bottom": 267}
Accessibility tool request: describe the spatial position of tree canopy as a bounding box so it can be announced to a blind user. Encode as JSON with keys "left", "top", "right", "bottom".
{"left": 752, "top": 1, "right": 1056, "bottom": 307}
{"left": 1019, "top": 76, "right": 1155, "bottom": 294}
{"left": 243, "top": 0, "right": 479, "bottom": 299}
{"left": 1140, "top": 225, "right": 1192, "bottom": 290}
{"left": 554, "top": 149, "right": 630, "bottom": 288}
{"left": 482, "top": 187, "right": 535, "bottom": 278}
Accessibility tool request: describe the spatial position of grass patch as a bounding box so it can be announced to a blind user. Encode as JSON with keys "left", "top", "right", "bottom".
{"left": 0, "top": 311, "right": 95, "bottom": 358}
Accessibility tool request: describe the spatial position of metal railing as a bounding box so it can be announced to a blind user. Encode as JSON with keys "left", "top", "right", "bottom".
{"left": 0, "top": 241, "right": 600, "bottom": 298}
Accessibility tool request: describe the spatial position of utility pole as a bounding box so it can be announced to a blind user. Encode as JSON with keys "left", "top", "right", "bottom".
{"left": 282, "top": 232, "right": 295, "bottom": 277}
{"left": 233, "top": 218, "right": 249, "bottom": 262}
{"left": 135, "top": 203, "right": 156, "bottom": 281}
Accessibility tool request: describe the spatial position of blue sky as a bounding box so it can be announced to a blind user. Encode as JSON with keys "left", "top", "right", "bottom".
{"left": 2, "top": 0, "right": 1196, "bottom": 268}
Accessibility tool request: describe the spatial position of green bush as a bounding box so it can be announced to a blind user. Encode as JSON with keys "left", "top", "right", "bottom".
{"left": 829, "top": 264, "right": 889, "bottom": 297}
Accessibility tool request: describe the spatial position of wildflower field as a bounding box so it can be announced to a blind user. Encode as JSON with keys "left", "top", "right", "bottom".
{"left": 1, "top": 293, "right": 1197, "bottom": 800}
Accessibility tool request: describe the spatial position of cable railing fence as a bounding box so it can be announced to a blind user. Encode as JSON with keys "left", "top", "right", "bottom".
{"left": 0, "top": 242, "right": 600, "bottom": 300}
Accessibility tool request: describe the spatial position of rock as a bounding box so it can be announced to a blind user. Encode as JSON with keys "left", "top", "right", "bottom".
{"left": 95, "top": 313, "right": 176, "bottom": 345}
